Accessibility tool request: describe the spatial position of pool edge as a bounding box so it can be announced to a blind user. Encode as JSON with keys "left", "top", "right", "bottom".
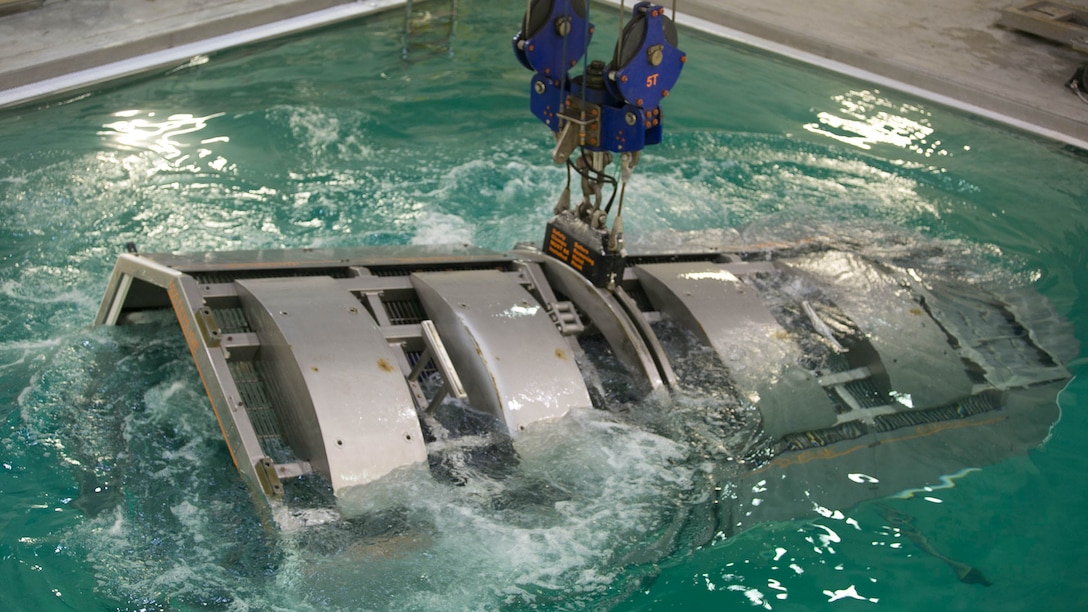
{"left": 0, "top": 0, "right": 408, "bottom": 111}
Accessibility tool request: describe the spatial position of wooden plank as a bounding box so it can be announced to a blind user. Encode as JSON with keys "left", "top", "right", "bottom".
{"left": 999, "top": 1, "right": 1088, "bottom": 52}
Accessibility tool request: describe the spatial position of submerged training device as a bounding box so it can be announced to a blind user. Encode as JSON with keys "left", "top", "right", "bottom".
{"left": 94, "top": 2, "right": 1073, "bottom": 533}
{"left": 95, "top": 240, "right": 1074, "bottom": 531}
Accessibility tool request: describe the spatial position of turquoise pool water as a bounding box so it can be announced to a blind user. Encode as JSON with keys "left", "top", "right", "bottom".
{"left": 2, "top": 2, "right": 1087, "bottom": 609}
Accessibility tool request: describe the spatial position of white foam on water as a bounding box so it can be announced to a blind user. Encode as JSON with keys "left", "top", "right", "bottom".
{"left": 616, "top": 133, "right": 950, "bottom": 244}
{"left": 278, "top": 106, "right": 376, "bottom": 164}
{"left": 411, "top": 211, "right": 474, "bottom": 245}
{"left": 50, "top": 334, "right": 286, "bottom": 609}
{"left": 0, "top": 279, "right": 98, "bottom": 309}
{"left": 270, "top": 407, "right": 696, "bottom": 609}
{"left": 24, "top": 321, "right": 710, "bottom": 610}
{"left": 0, "top": 338, "right": 63, "bottom": 371}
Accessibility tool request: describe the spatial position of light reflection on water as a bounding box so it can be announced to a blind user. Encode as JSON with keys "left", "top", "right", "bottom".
{"left": 100, "top": 110, "right": 229, "bottom": 164}
{"left": 804, "top": 89, "right": 951, "bottom": 158}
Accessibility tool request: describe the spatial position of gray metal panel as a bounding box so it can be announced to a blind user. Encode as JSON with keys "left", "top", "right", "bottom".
{"left": 136, "top": 243, "right": 506, "bottom": 274}
{"left": 781, "top": 251, "right": 973, "bottom": 410}
{"left": 95, "top": 253, "right": 181, "bottom": 325}
{"left": 235, "top": 276, "right": 426, "bottom": 493}
{"left": 411, "top": 270, "right": 591, "bottom": 432}
{"left": 524, "top": 251, "right": 670, "bottom": 390}
{"left": 733, "top": 382, "right": 1063, "bottom": 531}
{"left": 634, "top": 262, "right": 839, "bottom": 438}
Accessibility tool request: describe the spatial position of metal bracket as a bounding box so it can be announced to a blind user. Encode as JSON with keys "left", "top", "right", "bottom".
{"left": 195, "top": 306, "right": 222, "bottom": 348}
{"left": 547, "top": 300, "right": 586, "bottom": 336}
{"left": 409, "top": 319, "right": 468, "bottom": 413}
{"left": 612, "top": 284, "right": 677, "bottom": 388}
{"left": 516, "top": 260, "right": 586, "bottom": 336}
{"left": 256, "top": 459, "right": 313, "bottom": 498}
{"left": 254, "top": 457, "right": 284, "bottom": 499}
{"left": 552, "top": 119, "right": 581, "bottom": 164}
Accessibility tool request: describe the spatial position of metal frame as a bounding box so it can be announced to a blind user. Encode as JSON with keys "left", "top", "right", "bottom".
{"left": 96, "top": 243, "right": 1073, "bottom": 525}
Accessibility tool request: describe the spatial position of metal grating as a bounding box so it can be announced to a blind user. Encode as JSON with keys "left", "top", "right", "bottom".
{"left": 383, "top": 297, "right": 427, "bottom": 325}
{"left": 825, "top": 392, "right": 853, "bottom": 415}
{"left": 406, "top": 350, "right": 438, "bottom": 380}
{"left": 214, "top": 307, "right": 251, "bottom": 334}
{"left": 626, "top": 253, "right": 720, "bottom": 266}
{"left": 367, "top": 262, "right": 508, "bottom": 277}
{"left": 842, "top": 377, "right": 889, "bottom": 409}
{"left": 778, "top": 420, "right": 868, "bottom": 452}
{"left": 191, "top": 268, "right": 351, "bottom": 284}
{"left": 228, "top": 360, "right": 294, "bottom": 462}
{"left": 873, "top": 391, "right": 1001, "bottom": 432}
{"left": 772, "top": 391, "right": 1004, "bottom": 456}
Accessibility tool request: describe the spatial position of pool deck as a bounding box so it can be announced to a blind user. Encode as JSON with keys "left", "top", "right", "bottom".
{"left": 1, "top": 0, "right": 1087, "bottom": 149}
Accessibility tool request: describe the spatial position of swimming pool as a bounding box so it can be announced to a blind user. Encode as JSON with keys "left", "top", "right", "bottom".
{"left": 1, "top": 1, "right": 1086, "bottom": 609}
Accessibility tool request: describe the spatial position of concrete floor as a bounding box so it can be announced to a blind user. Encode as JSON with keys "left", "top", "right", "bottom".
{"left": 1, "top": 0, "right": 1087, "bottom": 149}
{"left": 0, "top": 0, "right": 405, "bottom": 107}
{"left": 666, "top": 0, "right": 1088, "bottom": 149}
